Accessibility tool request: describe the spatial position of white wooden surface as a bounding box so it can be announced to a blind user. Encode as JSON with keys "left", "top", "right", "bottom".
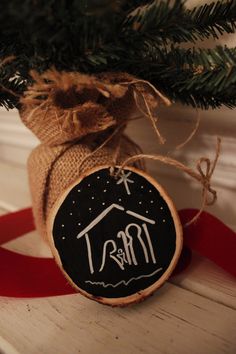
{"left": 0, "top": 284, "right": 235, "bottom": 354}
{"left": 0, "top": 159, "right": 235, "bottom": 354}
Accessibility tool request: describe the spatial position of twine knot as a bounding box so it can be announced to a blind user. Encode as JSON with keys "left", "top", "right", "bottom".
{"left": 118, "top": 137, "right": 221, "bottom": 226}
{"left": 196, "top": 144, "right": 220, "bottom": 208}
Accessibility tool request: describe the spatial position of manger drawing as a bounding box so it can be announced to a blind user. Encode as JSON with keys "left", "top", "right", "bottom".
{"left": 77, "top": 203, "right": 159, "bottom": 276}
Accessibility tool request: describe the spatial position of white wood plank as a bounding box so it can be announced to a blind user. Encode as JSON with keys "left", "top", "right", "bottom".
{"left": 0, "top": 207, "right": 7, "bottom": 215}
{"left": 171, "top": 252, "right": 236, "bottom": 310}
{"left": 0, "top": 161, "right": 31, "bottom": 209}
{"left": 0, "top": 283, "right": 235, "bottom": 354}
{"left": 2, "top": 230, "right": 52, "bottom": 258}
{"left": 0, "top": 335, "right": 21, "bottom": 354}
{"left": 0, "top": 200, "right": 18, "bottom": 213}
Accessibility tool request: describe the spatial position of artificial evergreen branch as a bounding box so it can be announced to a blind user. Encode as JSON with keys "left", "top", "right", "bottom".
{"left": 188, "top": 0, "right": 236, "bottom": 40}
{"left": 134, "top": 46, "right": 236, "bottom": 108}
{"left": 0, "top": 56, "right": 27, "bottom": 109}
{"left": 0, "top": 0, "right": 236, "bottom": 110}
{"left": 124, "top": 0, "right": 236, "bottom": 43}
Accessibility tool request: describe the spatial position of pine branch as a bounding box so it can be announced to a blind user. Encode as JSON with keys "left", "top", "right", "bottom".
{"left": 0, "top": 54, "right": 28, "bottom": 109}
{"left": 128, "top": 45, "right": 236, "bottom": 108}
{"left": 1, "top": 42, "right": 236, "bottom": 109}
{"left": 0, "top": 1, "right": 236, "bottom": 109}
{"left": 72, "top": 42, "right": 236, "bottom": 108}
{"left": 0, "top": 75, "right": 25, "bottom": 109}
{"left": 188, "top": 0, "right": 236, "bottom": 40}
{"left": 123, "top": 0, "right": 236, "bottom": 43}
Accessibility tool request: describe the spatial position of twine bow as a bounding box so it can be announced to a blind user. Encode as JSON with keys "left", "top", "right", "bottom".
{"left": 116, "top": 137, "right": 221, "bottom": 226}
{"left": 67, "top": 72, "right": 221, "bottom": 227}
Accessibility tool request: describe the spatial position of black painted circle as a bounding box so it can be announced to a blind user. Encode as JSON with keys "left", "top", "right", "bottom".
{"left": 51, "top": 167, "right": 182, "bottom": 300}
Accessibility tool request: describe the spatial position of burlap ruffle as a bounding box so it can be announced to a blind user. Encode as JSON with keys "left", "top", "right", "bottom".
{"left": 20, "top": 70, "right": 135, "bottom": 146}
{"left": 19, "top": 70, "right": 144, "bottom": 240}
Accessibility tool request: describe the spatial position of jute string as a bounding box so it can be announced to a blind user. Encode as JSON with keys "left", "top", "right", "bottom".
{"left": 118, "top": 79, "right": 201, "bottom": 149}
{"left": 75, "top": 76, "right": 219, "bottom": 226}
{"left": 117, "top": 138, "right": 221, "bottom": 227}
{"left": 75, "top": 77, "right": 201, "bottom": 175}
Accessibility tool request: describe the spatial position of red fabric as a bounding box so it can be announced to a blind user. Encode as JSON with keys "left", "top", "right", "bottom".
{"left": 0, "top": 208, "right": 35, "bottom": 245}
{"left": 0, "top": 207, "right": 235, "bottom": 298}
{"left": 0, "top": 208, "right": 75, "bottom": 297}
{"left": 0, "top": 247, "right": 75, "bottom": 297}
{"left": 179, "top": 209, "right": 236, "bottom": 277}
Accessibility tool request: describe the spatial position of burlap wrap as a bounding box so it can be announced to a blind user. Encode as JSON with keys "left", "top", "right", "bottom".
{"left": 19, "top": 70, "right": 143, "bottom": 240}
{"left": 19, "top": 68, "right": 219, "bottom": 237}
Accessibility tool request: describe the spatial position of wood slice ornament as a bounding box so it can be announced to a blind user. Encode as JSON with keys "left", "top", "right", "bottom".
{"left": 48, "top": 166, "right": 183, "bottom": 306}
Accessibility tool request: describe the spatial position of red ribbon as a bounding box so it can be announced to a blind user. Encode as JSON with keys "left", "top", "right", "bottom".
{"left": 179, "top": 209, "right": 236, "bottom": 277}
{"left": 0, "top": 208, "right": 235, "bottom": 298}
{"left": 0, "top": 208, "right": 75, "bottom": 297}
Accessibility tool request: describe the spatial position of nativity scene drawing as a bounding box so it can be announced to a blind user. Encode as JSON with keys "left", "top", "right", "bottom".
{"left": 76, "top": 203, "right": 163, "bottom": 288}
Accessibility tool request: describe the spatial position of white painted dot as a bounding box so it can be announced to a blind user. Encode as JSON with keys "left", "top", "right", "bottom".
{"left": 70, "top": 213, "right": 73, "bottom": 216}
{"left": 163, "top": 219, "right": 166, "bottom": 223}
{"left": 149, "top": 190, "right": 152, "bottom": 193}
{"left": 146, "top": 211, "right": 149, "bottom": 214}
{"left": 139, "top": 201, "right": 142, "bottom": 205}
{"left": 62, "top": 236, "right": 66, "bottom": 240}
{"left": 72, "top": 200, "right": 75, "bottom": 204}
{"left": 106, "top": 181, "right": 110, "bottom": 184}
{"left": 102, "top": 202, "right": 105, "bottom": 206}
{"left": 91, "top": 196, "right": 94, "bottom": 199}
{"left": 104, "top": 189, "right": 107, "bottom": 192}
{"left": 89, "top": 208, "right": 92, "bottom": 211}
{"left": 118, "top": 198, "right": 122, "bottom": 202}
{"left": 160, "top": 207, "right": 163, "bottom": 210}
{"left": 88, "top": 184, "right": 91, "bottom": 187}
{"left": 150, "top": 200, "right": 154, "bottom": 204}
{"left": 141, "top": 186, "right": 144, "bottom": 189}
{"left": 97, "top": 176, "right": 100, "bottom": 179}
{"left": 77, "top": 189, "right": 81, "bottom": 192}
{"left": 78, "top": 223, "right": 81, "bottom": 226}
{"left": 61, "top": 224, "right": 64, "bottom": 227}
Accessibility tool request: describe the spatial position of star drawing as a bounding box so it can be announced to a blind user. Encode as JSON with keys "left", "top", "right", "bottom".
{"left": 116, "top": 171, "right": 134, "bottom": 195}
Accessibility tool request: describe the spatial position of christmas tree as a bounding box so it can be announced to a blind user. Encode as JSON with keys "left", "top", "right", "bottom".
{"left": 0, "top": 0, "right": 236, "bottom": 110}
